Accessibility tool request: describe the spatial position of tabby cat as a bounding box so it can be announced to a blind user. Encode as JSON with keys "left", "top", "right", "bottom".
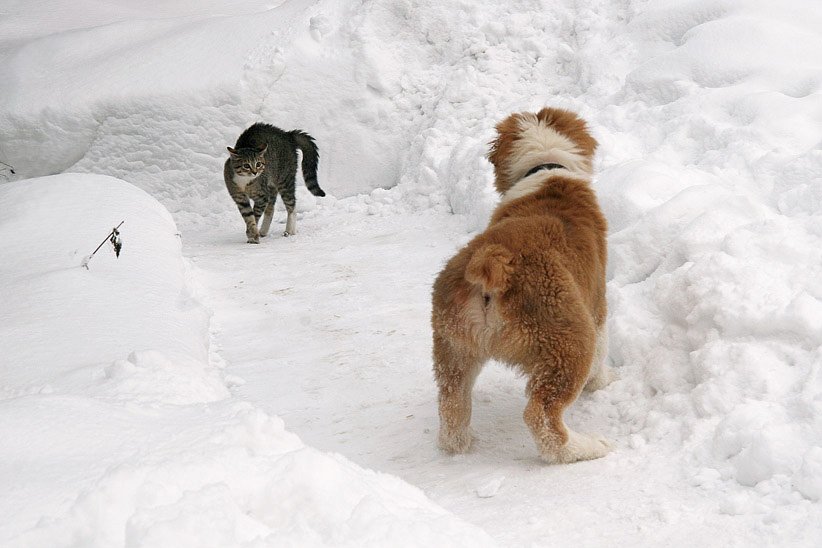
{"left": 224, "top": 123, "right": 325, "bottom": 243}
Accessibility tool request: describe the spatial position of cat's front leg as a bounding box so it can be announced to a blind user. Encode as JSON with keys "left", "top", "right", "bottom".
{"left": 253, "top": 198, "right": 269, "bottom": 238}
{"left": 234, "top": 197, "right": 260, "bottom": 243}
{"left": 245, "top": 218, "right": 260, "bottom": 244}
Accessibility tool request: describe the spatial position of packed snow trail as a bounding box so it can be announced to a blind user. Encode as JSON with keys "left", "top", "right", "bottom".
{"left": 185, "top": 203, "right": 819, "bottom": 546}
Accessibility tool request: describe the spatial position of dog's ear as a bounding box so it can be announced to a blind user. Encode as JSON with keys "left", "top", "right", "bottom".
{"left": 487, "top": 114, "right": 521, "bottom": 169}
{"left": 487, "top": 114, "right": 523, "bottom": 194}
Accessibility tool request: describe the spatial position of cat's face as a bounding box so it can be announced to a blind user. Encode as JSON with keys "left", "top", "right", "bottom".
{"left": 227, "top": 145, "right": 267, "bottom": 177}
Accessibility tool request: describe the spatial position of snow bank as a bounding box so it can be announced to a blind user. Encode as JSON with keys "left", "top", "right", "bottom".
{"left": 0, "top": 0, "right": 420, "bottom": 228}
{"left": 0, "top": 173, "right": 219, "bottom": 402}
{"left": 592, "top": 0, "right": 822, "bottom": 514}
{"left": 0, "top": 175, "right": 494, "bottom": 547}
{"left": 10, "top": 405, "right": 495, "bottom": 548}
{"left": 0, "top": 173, "right": 227, "bottom": 539}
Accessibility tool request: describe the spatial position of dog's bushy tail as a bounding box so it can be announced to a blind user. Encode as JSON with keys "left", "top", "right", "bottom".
{"left": 465, "top": 244, "right": 515, "bottom": 294}
{"left": 291, "top": 130, "right": 325, "bottom": 197}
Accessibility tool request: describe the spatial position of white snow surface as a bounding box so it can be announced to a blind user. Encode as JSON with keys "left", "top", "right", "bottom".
{"left": 1, "top": 0, "right": 821, "bottom": 546}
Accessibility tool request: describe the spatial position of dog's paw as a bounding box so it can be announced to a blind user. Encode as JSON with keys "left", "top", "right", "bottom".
{"left": 247, "top": 237, "right": 260, "bottom": 244}
{"left": 438, "top": 428, "right": 473, "bottom": 454}
{"left": 541, "top": 431, "right": 611, "bottom": 464}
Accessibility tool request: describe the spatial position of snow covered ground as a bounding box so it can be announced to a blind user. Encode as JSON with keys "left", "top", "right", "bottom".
{"left": 1, "top": 0, "right": 821, "bottom": 546}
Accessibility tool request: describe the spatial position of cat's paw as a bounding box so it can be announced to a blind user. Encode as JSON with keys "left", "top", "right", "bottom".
{"left": 282, "top": 231, "right": 294, "bottom": 237}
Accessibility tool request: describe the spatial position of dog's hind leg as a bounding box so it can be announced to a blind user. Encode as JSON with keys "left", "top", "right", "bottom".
{"left": 584, "top": 325, "right": 616, "bottom": 392}
{"left": 433, "top": 334, "right": 482, "bottom": 454}
{"left": 524, "top": 322, "right": 611, "bottom": 464}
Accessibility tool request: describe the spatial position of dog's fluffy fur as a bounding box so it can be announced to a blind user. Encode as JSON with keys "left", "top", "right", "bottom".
{"left": 431, "top": 107, "right": 614, "bottom": 463}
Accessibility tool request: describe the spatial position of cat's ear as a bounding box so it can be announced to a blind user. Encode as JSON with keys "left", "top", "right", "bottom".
{"left": 256, "top": 144, "right": 268, "bottom": 155}
{"left": 227, "top": 147, "right": 238, "bottom": 156}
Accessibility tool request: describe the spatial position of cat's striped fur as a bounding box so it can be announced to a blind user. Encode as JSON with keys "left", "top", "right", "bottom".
{"left": 224, "top": 123, "right": 325, "bottom": 243}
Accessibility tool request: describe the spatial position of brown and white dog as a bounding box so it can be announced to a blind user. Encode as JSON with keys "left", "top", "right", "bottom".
{"left": 431, "top": 107, "right": 614, "bottom": 464}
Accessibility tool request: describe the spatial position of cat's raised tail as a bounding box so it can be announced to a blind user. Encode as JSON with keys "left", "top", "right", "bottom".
{"left": 291, "top": 130, "right": 325, "bottom": 197}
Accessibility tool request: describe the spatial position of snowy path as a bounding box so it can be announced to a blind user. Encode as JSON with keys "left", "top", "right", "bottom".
{"left": 185, "top": 205, "right": 813, "bottom": 546}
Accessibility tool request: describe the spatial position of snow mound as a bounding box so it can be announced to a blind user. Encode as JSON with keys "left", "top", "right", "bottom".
{"left": 12, "top": 406, "right": 495, "bottom": 548}
{"left": 0, "top": 173, "right": 218, "bottom": 404}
